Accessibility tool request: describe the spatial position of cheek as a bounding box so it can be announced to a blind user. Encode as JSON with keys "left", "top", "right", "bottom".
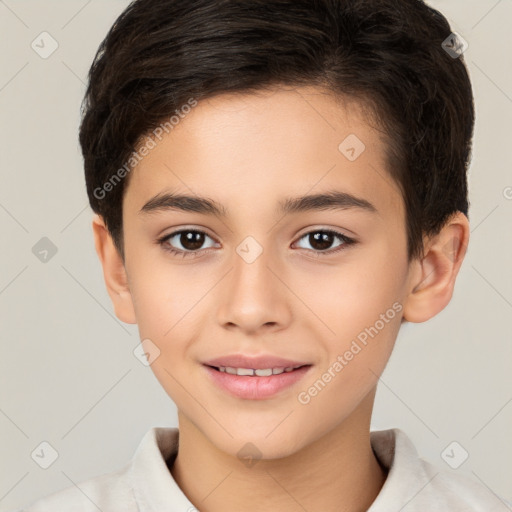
{"left": 296, "top": 302, "right": 402, "bottom": 430}
{"left": 307, "top": 255, "right": 404, "bottom": 331}
{"left": 300, "top": 244, "right": 406, "bottom": 370}
{"left": 127, "top": 255, "right": 206, "bottom": 338}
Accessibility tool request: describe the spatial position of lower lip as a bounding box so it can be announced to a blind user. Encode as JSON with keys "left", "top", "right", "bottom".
{"left": 203, "top": 365, "right": 312, "bottom": 400}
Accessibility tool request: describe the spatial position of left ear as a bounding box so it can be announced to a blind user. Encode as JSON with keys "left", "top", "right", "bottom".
{"left": 402, "top": 211, "right": 470, "bottom": 323}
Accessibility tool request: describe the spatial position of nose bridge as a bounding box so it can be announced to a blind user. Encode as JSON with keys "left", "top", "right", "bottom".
{"left": 216, "top": 235, "right": 291, "bottom": 331}
{"left": 233, "top": 239, "right": 274, "bottom": 296}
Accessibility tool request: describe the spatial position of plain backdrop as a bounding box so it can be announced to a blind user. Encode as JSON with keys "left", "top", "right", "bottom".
{"left": 1, "top": 1, "right": 511, "bottom": 510}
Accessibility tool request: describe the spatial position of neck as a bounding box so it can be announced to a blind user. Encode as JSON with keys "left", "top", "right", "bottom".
{"left": 170, "top": 389, "right": 387, "bottom": 512}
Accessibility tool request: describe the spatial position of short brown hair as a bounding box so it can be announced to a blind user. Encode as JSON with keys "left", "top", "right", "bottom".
{"left": 79, "top": 0, "right": 475, "bottom": 263}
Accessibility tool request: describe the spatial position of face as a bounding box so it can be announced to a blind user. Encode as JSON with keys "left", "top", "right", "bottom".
{"left": 120, "top": 86, "right": 415, "bottom": 459}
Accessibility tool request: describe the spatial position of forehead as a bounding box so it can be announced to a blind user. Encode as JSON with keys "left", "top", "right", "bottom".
{"left": 124, "top": 85, "right": 403, "bottom": 224}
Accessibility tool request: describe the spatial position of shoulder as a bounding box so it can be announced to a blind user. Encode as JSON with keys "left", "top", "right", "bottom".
{"left": 370, "top": 428, "right": 509, "bottom": 511}
{"left": 15, "top": 426, "right": 183, "bottom": 512}
{"left": 420, "top": 460, "right": 508, "bottom": 511}
{"left": 19, "top": 464, "right": 136, "bottom": 512}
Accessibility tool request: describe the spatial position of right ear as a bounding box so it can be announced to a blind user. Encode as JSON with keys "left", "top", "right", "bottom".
{"left": 91, "top": 214, "right": 137, "bottom": 324}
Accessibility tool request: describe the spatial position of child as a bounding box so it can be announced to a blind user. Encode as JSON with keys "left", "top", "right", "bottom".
{"left": 18, "top": 0, "right": 507, "bottom": 510}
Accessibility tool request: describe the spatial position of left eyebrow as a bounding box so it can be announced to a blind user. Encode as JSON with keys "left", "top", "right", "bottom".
{"left": 139, "top": 189, "right": 378, "bottom": 217}
{"left": 278, "top": 190, "right": 377, "bottom": 215}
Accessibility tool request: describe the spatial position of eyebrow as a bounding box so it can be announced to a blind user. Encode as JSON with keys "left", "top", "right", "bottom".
{"left": 139, "top": 190, "right": 378, "bottom": 217}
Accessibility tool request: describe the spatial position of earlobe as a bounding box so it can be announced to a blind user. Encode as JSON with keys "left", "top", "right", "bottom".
{"left": 402, "top": 212, "right": 470, "bottom": 323}
{"left": 91, "top": 214, "right": 137, "bottom": 324}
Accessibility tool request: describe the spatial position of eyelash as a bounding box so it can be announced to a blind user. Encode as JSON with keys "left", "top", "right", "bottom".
{"left": 156, "top": 228, "right": 357, "bottom": 259}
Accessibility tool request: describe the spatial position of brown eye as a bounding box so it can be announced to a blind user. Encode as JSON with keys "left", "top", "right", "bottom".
{"left": 308, "top": 232, "right": 335, "bottom": 251}
{"left": 294, "top": 229, "right": 356, "bottom": 254}
{"left": 159, "top": 229, "right": 218, "bottom": 257}
{"left": 177, "top": 231, "right": 206, "bottom": 251}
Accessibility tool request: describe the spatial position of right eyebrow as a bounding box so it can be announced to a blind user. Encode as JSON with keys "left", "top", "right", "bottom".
{"left": 139, "top": 192, "right": 228, "bottom": 217}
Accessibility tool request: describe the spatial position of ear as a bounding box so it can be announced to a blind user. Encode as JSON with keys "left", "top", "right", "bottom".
{"left": 91, "top": 214, "right": 137, "bottom": 324}
{"left": 402, "top": 211, "right": 470, "bottom": 323}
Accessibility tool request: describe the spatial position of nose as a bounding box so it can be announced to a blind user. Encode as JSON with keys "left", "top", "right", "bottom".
{"left": 216, "top": 244, "right": 292, "bottom": 335}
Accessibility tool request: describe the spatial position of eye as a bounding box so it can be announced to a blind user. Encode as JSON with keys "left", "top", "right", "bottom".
{"left": 157, "top": 227, "right": 357, "bottom": 259}
{"left": 157, "top": 229, "right": 219, "bottom": 258}
{"left": 293, "top": 229, "right": 356, "bottom": 255}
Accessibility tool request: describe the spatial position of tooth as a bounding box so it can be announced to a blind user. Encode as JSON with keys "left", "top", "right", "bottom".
{"left": 255, "top": 368, "right": 273, "bottom": 377}
{"left": 220, "top": 366, "right": 295, "bottom": 376}
{"left": 236, "top": 368, "right": 255, "bottom": 376}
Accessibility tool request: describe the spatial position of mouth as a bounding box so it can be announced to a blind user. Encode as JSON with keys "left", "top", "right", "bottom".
{"left": 205, "top": 364, "right": 309, "bottom": 376}
{"left": 202, "top": 363, "right": 313, "bottom": 400}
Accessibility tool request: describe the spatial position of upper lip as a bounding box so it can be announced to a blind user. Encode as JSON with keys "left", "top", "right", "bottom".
{"left": 202, "top": 354, "right": 311, "bottom": 370}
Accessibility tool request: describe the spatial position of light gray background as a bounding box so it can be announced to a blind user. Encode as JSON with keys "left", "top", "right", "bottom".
{"left": 1, "top": 1, "right": 511, "bottom": 510}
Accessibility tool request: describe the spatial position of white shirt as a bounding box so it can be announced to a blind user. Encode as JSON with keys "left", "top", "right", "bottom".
{"left": 17, "top": 427, "right": 507, "bottom": 511}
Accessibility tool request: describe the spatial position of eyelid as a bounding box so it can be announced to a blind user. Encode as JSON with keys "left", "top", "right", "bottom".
{"left": 157, "top": 224, "right": 217, "bottom": 239}
{"left": 294, "top": 224, "right": 356, "bottom": 239}
{"left": 157, "top": 225, "right": 357, "bottom": 258}
{"left": 159, "top": 224, "right": 355, "bottom": 242}
{"left": 292, "top": 228, "right": 356, "bottom": 254}
{"left": 158, "top": 227, "right": 219, "bottom": 248}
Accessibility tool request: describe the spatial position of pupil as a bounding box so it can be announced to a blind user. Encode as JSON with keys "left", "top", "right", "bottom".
{"left": 181, "top": 231, "right": 204, "bottom": 250}
{"left": 310, "top": 232, "right": 333, "bottom": 251}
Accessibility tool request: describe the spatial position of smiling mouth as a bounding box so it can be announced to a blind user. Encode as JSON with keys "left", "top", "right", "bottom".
{"left": 203, "top": 363, "right": 313, "bottom": 400}
{"left": 206, "top": 364, "right": 310, "bottom": 376}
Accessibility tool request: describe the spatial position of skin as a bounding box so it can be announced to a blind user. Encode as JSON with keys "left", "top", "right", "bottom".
{"left": 92, "top": 85, "right": 470, "bottom": 511}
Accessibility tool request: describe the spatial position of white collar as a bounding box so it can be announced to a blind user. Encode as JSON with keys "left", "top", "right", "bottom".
{"left": 126, "top": 426, "right": 421, "bottom": 511}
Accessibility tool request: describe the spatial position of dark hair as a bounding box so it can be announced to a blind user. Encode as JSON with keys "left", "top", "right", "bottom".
{"left": 79, "top": 0, "right": 475, "bottom": 263}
